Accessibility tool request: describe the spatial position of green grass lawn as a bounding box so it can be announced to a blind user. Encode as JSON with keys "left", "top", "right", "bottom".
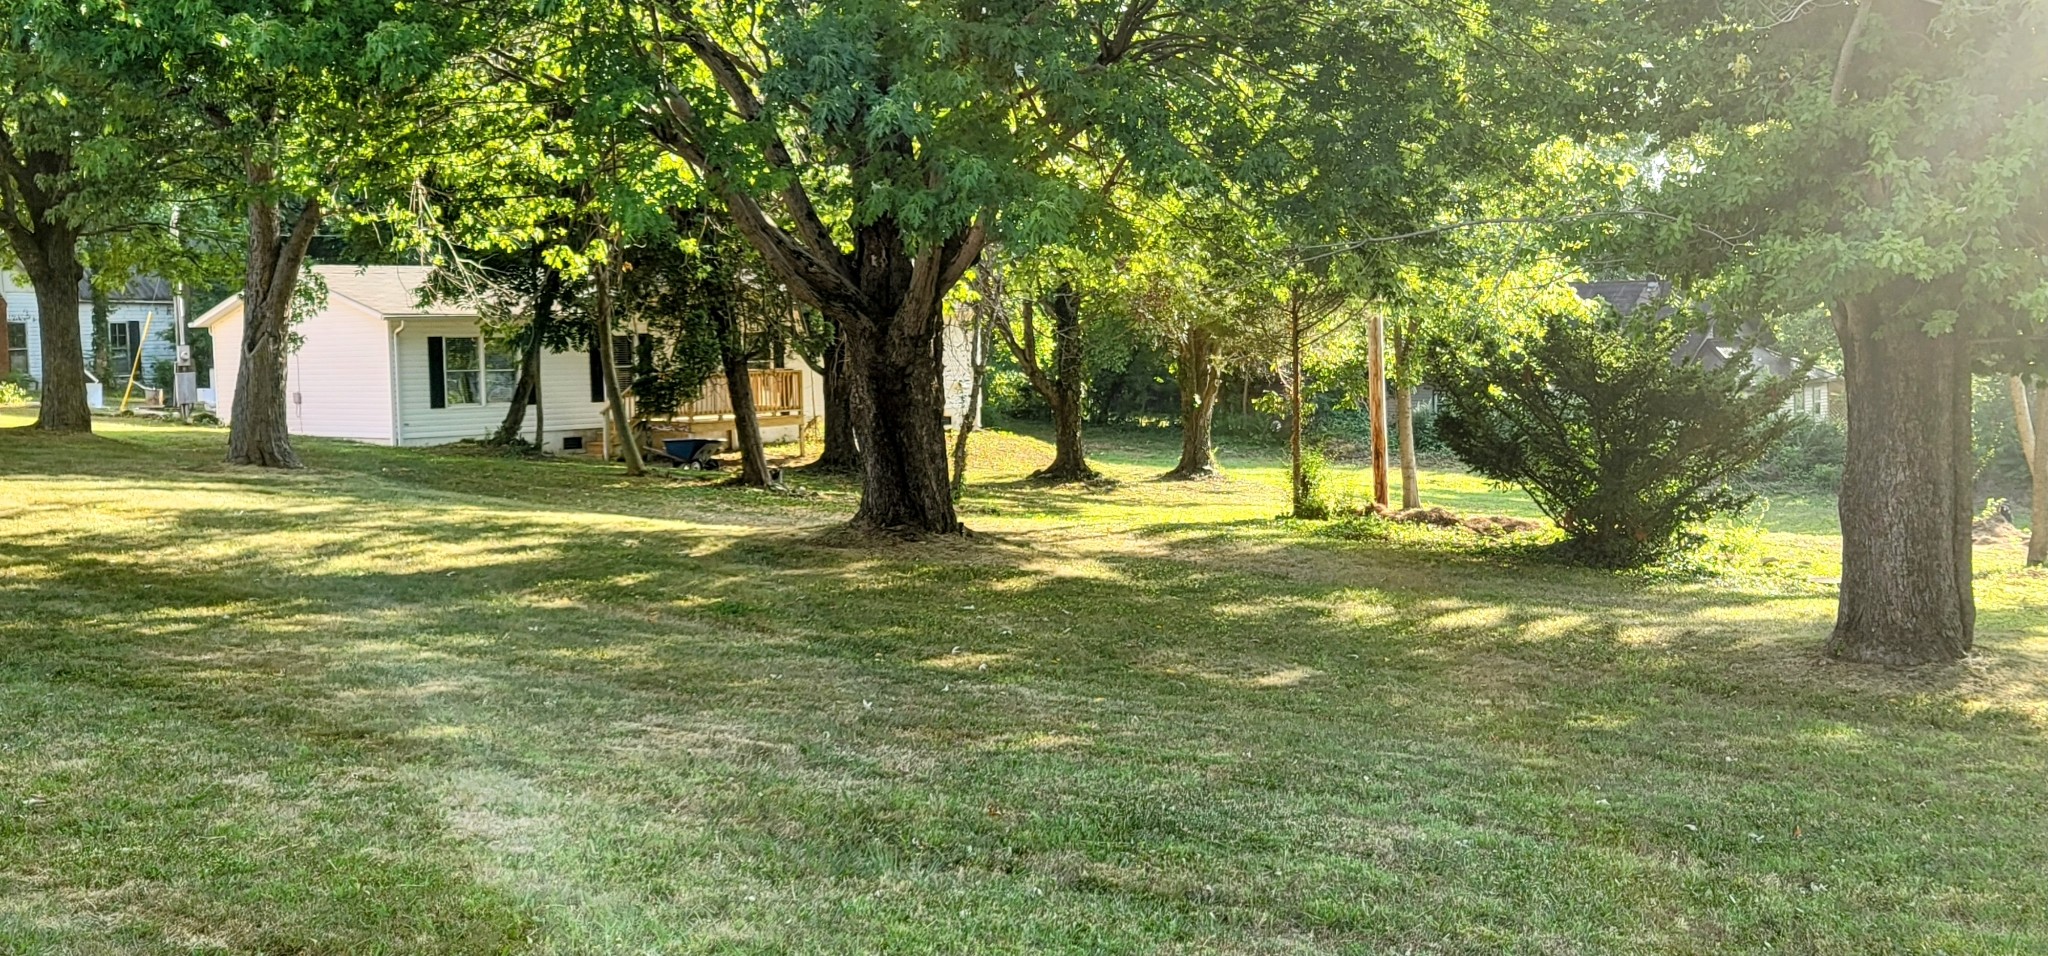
{"left": 3, "top": 409, "right": 2046, "bottom": 955}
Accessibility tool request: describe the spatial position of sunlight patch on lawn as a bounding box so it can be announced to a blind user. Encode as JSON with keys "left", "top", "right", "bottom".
{"left": 975, "top": 731, "right": 1093, "bottom": 752}
{"left": 921, "top": 651, "right": 1019, "bottom": 671}
{"left": 1139, "top": 652, "right": 1326, "bottom": 690}
{"left": 1248, "top": 666, "right": 1324, "bottom": 688}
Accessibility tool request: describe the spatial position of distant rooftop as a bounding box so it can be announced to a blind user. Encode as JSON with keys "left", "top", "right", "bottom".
{"left": 308, "top": 264, "right": 466, "bottom": 317}
{"left": 1571, "top": 278, "right": 1838, "bottom": 382}
{"left": 79, "top": 274, "right": 173, "bottom": 302}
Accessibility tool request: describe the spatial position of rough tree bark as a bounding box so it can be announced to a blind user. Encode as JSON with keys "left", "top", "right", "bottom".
{"left": 649, "top": 35, "right": 986, "bottom": 535}
{"left": 836, "top": 281, "right": 960, "bottom": 533}
{"left": 715, "top": 303, "right": 774, "bottom": 488}
{"left": 1824, "top": 296, "right": 1974, "bottom": 664}
{"left": 0, "top": 141, "right": 93, "bottom": 431}
{"left": 809, "top": 328, "right": 862, "bottom": 472}
{"left": 2010, "top": 377, "right": 2048, "bottom": 566}
{"left": 1038, "top": 282, "right": 1094, "bottom": 481}
{"left": 490, "top": 266, "right": 559, "bottom": 447}
{"left": 15, "top": 238, "right": 88, "bottom": 431}
{"left": 996, "top": 280, "right": 1096, "bottom": 482}
{"left": 1396, "top": 385, "right": 1421, "bottom": 510}
{"left": 1165, "top": 325, "right": 1223, "bottom": 479}
{"left": 227, "top": 168, "right": 321, "bottom": 468}
{"left": 722, "top": 194, "right": 976, "bottom": 534}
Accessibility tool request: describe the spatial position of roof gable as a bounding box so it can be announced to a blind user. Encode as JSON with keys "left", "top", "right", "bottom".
{"left": 313, "top": 265, "right": 471, "bottom": 317}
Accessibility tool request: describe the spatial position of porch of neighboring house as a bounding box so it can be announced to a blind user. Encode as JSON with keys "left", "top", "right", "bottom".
{"left": 635, "top": 366, "right": 820, "bottom": 458}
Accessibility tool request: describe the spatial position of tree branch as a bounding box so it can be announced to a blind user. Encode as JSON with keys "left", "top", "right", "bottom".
{"left": 1830, "top": 0, "right": 1873, "bottom": 107}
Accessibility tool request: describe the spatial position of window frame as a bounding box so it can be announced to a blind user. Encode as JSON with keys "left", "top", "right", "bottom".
{"left": 442, "top": 336, "right": 483, "bottom": 406}
{"left": 5, "top": 321, "right": 26, "bottom": 375}
{"left": 483, "top": 342, "right": 520, "bottom": 404}
{"left": 108, "top": 320, "right": 142, "bottom": 382}
{"left": 440, "top": 335, "right": 522, "bottom": 408}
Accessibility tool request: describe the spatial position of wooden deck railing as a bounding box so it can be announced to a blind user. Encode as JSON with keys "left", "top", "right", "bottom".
{"left": 672, "top": 368, "right": 805, "bottom": 422}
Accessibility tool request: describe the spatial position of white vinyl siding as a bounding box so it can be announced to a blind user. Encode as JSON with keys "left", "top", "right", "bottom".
{"left": 396, "top": 319, "right": 606, "bottom": 447}
{"left": 285, "top": 298, "right": 396, "bottom": 442}
{"left": 208, "top": 312, "right": 241, "bottom": 415}
{"left": 0, "top": 273, "right": 173, "bottom": 397}
{"left": 205, "top": 296, "right": 396, "bottom": 442}
{"left": 939, "top": 320, "right": 980, "bottom": 428}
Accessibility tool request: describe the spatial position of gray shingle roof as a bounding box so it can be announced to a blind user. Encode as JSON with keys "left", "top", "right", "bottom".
{"left": 1571, "top": 279, "right": 1669, "bottom": 317}
{"left": 78, "top": 274, "right": 173, "bottom": 302}
{"left": 1573, "top": 279, "right": 1839, "bottom": 382}
{"left": 311, "top": 264, "right": 467, "bottom": 316}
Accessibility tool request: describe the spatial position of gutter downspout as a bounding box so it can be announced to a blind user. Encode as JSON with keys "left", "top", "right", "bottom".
{"left": 389, "top": 320, "right": 405, "bottom": 446}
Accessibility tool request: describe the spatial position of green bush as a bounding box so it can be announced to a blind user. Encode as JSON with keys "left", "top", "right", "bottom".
{"left": 0, "top": 372, "right": 36, "bottom": 406}
{"left": 1294, "top": 447, "right": 1335, "bottom": 519}
{"left": 1743, "top": 416, "right": 1846, "bottom": 490}
{"left": 1430, "top": 310, "right": 1799, "bottom": 569}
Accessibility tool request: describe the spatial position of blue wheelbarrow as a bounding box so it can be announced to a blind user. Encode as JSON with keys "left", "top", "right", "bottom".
{"left": 659, "top": 437, "right": 726, "bottom": 470}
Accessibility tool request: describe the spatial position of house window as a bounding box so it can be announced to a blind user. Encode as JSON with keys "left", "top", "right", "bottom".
{"left": 443, "top": 336, "right": 481, "bottom": 405}
{"left": 5, "top": 321, "right": 26, "bottom": 376}
{"left": 485, "top": 343, "right": 520, "bottom": 403}
{"left": 109, "top": 320, "right": 142, "bottom": 384}
{"left": 442, "top": 337, "right": 518, "bottom": 406}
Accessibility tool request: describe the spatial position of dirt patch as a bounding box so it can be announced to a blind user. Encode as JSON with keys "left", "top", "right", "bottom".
{"left": 1363, "top": 503, "right": 1549, "bottom": 537}
{"left": 1974, "top": 501, "right": 2022, "bottom": 545}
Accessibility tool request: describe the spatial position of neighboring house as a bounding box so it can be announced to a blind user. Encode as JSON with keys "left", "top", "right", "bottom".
{"left": 197, "top": 264, "right": 979, "bottom": 454}
{"left": 1572, "top": 278, "right": 1842, "bottom": 420}
{"left": 0, "top": 272, "right": 177, "bottom": 406}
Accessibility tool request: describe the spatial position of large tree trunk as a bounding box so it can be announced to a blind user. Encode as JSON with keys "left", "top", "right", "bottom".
{"left": 1165, "top": 326, "right": 1223, "bottom": 480}
{"left": 20, "top": 244, "right": 90, "bottom": 432}
{"left": 1824, "top": 297, "right": 1974, "bottom": 665}
{"left": 490, "top": 266, "right": 559, "bottom": 447}
{"left": 0, "top": 141, "right": 91, "bottom": 431}
{"left": 1038, "top": 281, "right": 1095, "bottom": 482}
{"left": 1397, "top": 385, "right": 1421, "bottom": 509}
{"left": 809, "top": 328, "right": 862, "bottom": 472}
{"left": 826, "top": 253, "right": 959, "bottom": 533}
{"left": 227, "top": 169, "right": 321, "bottom": 468}
{"left": 763, "top": 211, "right": 973, "bottom": 536}
{"left": 838, "top": 308, "right": 959, "bottom": 533}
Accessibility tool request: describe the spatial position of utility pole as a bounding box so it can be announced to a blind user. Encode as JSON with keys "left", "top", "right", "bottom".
{"left": 170, "top": 206, "right": 196, "bottom": 420}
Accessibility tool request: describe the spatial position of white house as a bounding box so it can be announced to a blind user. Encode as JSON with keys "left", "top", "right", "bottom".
{"left": 1, "top": 272, "right": 177, "bottom": 407}
{"left": 1573, "top": 279, "right": 1843, "bottom": 420}
{"left": 197, "top": 264, "right": 979, "bottom": 455}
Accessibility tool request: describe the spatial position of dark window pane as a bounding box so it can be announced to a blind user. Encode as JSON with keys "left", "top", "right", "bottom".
{"left": 486, "top": 344, "right": 520, "bottom": 373}
{"left": 485, "top": 370, "right": 518, "bottom": 404}
{"left": 444, "top": 337, "right": 480, "bottom": 372}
